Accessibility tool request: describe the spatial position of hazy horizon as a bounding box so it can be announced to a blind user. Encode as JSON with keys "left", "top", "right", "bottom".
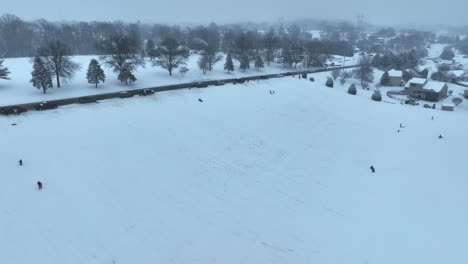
{"left": 2, "top": 0, "right": 468, "bottom": 27}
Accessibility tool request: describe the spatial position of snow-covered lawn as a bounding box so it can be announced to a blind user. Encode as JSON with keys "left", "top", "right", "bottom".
{"left": 1, "top": 76, "right": 467, "bottom": 264}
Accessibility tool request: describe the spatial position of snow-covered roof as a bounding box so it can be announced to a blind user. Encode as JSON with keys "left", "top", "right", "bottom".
{"left": 388, "top": 69, "right": 402, "bottom": 78}
{"left": 449, "top": 70, "right": 465, "bottom": 77}
{"left": 424, "top": 81, "right": 447, "bottom": 92}
{"left": 408, "top": 78, "right": 427, "bottom": 85}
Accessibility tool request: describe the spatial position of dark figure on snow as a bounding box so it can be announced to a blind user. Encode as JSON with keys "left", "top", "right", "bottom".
{"left": 37, "top": 181, "right": 43, "bottom": 190}
{"left": 431, "top": 116, "right": 434, "bottom": 120}
{"left": 18, "top": 159, "right": 23, "bottom": 166}
{"left": 397, "top": 129, "right": 400, "bottom": 133}
{"left": 370, "top": 165, "right": 375, "bottom": 173}
{"left": 269, "top": 90, "right": 275, "bottom": 95}
{"left": 198, "top": 98, "right": 203, "bottom": 102}
{"left": 400, "top": 123, "right": 403, "bottom": 128}
{"left": 439, "top": 134, "right": 443, "bottom": 139}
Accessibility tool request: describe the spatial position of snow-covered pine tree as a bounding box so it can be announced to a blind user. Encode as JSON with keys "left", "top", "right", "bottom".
{"left": 224, "top": 53, "right": 234, "bottom": 72}
{"left": 30, "top": 56, "right": 53, "bottom": 94}
{"left": 118, "top": 64, "right": 136, "bottom": 84}
{"left": 254, "top": 54, "right": 264, "bottom": 70}
{"left": 146, "top": 39, "right": 156, "bottom": 60}
{"left": 239, "top": 52, "right": 250, "bottom": 72}
{"left": 0, "top": 60, "right": 11, "bottom": 80}
{"left": 86, "top": 59, "right": 106, "bottom": 87}
{"left": 380, "top": 71, "right": 390, "bottom": 85}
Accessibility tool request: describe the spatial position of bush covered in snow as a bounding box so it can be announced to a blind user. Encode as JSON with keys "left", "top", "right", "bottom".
{"left": 371, "top": 90, "right": 382, "bottom": 101}
{"left": 348, "top": 84, "right": 357, "bottom": 95}
{"left": 326, "top": 77, "right": 333, "bottom": 88}
{"left": 452, "top": 97, "right": 463, "bottom": 106}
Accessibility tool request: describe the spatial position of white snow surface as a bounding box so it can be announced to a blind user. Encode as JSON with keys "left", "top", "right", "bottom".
{"left": 388, "top": 69, "right": 402, "bottom": 78}
{"left": 1, "top": 76, "right": 468, "bottom": 264}
{"left": 424, "top": 81, "right": 447, "bottom": 92}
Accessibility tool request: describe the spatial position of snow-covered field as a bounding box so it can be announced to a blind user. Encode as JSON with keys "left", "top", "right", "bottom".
{"left": 1, "top": 76, "right": 468, "bottom": 264}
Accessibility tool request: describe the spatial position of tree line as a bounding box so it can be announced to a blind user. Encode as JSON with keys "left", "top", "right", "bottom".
{"left": 0, "top": 14, "right": 359, "bottom": 94}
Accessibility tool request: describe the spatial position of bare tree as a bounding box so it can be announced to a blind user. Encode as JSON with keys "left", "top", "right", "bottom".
{"left": 38, "top": 40, "right": 80, "bottom": 87}
{"left": 153, "top": 38, "right": 189, "bottom": 76}
{"left": 199, "top": 46, "right": 223, "bottom": 72}
{"left": 179, "top": 66, "right": 189, "bottom": 77}
{"left": 97, "top": 34, "right": 144, "bottom": 83}
{"left": 353, "top": 55, "right": 374, "bottom": 87}
{"left": 332, "top": 69, "right": 340, "bottom": 80}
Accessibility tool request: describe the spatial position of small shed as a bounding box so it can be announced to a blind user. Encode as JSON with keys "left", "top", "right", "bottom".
{"left": 387, "top": 69, "right": 403, "bottom": 86}
{"left": 441, "top": 104, "right": 454, "bottom": 111}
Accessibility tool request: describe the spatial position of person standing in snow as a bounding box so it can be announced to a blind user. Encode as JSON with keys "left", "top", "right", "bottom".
{"left": 18, "top": 159, "right": 23, "bottom": 166}
{"left": 37, "top": 181, "right": 43, "bottom": 190}
{"left": 439, "top": 134, "right": 443, "bottom": 139}
{"left": 370, "top": 165, "right": 375, "bottom": 173}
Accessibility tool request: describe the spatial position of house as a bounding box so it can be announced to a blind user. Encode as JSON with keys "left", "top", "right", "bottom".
{"left": 405, "top": 77, "right": 427, "bottom": 89}
{"left": 445, "top": 70, "right": 465, "bottom": 82}
{"left": 387, "top": 69, "right": 402, "bottom": 86}
{"left": 404, "top": 78, "right": 448, "bottom": 102}
{"left": 441, "top": 104, "right": 454, "bottom": 111}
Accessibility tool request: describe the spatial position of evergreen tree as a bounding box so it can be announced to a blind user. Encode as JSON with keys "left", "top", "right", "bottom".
{"left": 239, "top": 52, "right": 250, "bottom": 72}
{"left": 30, "top": 56, "right": 53, "bottom": 94}
{"left": 86, "top": 59, "right": 106, "bottom": 87}
{"left": 145, "top": 39, "right": 156, "bottom": 60}
{"left": 281, "top": 47, "right": 293, "bottom": 68}
{"left": 224, "top": 53, "right": 234, "bottom": 72}
{"left": 440, "top": 46, "right": 455, "bottom": 60}
{"left": 380, "top": 71, "right": 390, "bottom": 85}
{"left": 254, "top": 54, "right": 264, "bottom": 70}
{"left": 118, "top": 64, "right": 136, "bottom": 84}
{"left": 0, "top": 59, "right": 11, "bottom": 80}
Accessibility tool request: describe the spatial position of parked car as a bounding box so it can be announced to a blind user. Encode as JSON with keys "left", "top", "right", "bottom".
{"left": 139, "top": 89, "right": 155, "bottom": 96}
{"left": 118, "top": 91, "right": 134, "bottom": 98}
{"left": 0, "top": 106, "right": 28, "bottom": 115}
{"left": 193, "top": 82, "right": 208, "bottom": 88}
{"left": 78, "top": 96, "right": 98, "bottom": 104}
{"left": 34, "top": 102, "right": 58, "bottom": 111}
{"left": 404, "top": 99, "right": 419, "bottom": 106}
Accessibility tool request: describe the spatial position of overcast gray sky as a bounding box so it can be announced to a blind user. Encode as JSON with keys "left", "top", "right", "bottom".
{"left": 3, "top": 0, "right": 468, "bottom": 26}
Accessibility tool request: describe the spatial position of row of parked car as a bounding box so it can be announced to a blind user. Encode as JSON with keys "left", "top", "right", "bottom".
{"left": 0, "top": 89, "right": 158, "bottom": 116}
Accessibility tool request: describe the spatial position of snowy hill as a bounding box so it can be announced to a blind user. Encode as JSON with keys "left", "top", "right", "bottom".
{"left": 1, "top": 77, "right": 468, "bottom": 264}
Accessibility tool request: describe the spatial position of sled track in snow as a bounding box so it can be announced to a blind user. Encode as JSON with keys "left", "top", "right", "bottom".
{"left": 0, "top": 64, "right": 364, "bottom": 114}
